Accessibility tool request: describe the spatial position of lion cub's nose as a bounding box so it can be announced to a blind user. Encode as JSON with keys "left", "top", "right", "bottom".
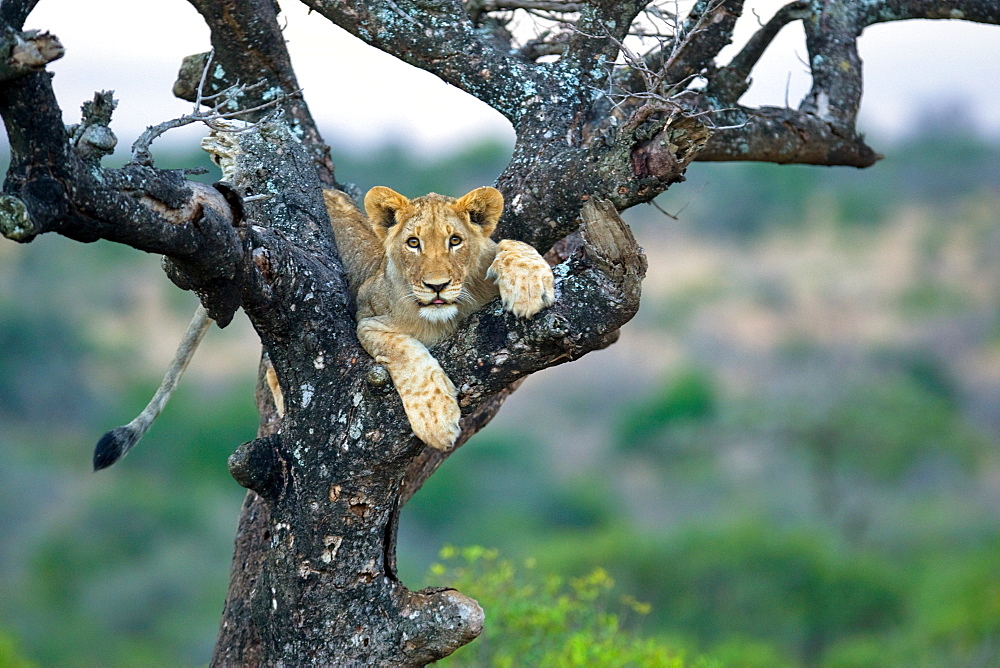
{"left": 423, "top": 280, "right": 450, "bottom": 294}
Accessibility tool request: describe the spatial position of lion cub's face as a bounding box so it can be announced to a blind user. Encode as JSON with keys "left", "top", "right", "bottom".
{"left": 364, "top": 186, "right": 502, "bottom": 324}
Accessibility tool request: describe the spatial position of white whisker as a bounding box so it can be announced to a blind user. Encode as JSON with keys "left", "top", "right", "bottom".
{"left": 455, "top": 288, "right": 477, "bottom": 307}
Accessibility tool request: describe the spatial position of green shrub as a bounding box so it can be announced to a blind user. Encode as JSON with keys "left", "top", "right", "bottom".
{"left": 797, "top": 376, "right": 990, "bottom": 481}
{"left": 904, "top": 543, "right": 1000, "bottom": 665}
{"left": 0, "top": 629, "right": 34, "bottom": 668}
{"left": 425, "top": 546, "right": 707, "bottom": 667}
{"left": 525, "top": 522, "right": 902, "bottom": 665}
{"left": 616, "top": 368, "right": 718, "bottom": 457}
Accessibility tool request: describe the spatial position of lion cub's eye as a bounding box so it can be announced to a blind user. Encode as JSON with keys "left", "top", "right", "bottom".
{"left": 406, "top": 237, "right": 420, "bottom": 249}
{"left": 449, "top": 235, "right": 462, "bottom": 247}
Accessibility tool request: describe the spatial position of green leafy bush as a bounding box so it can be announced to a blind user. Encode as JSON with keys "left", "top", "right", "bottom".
{"left": 616, "top": 368, "right": 718, "bottom": 458}
{"left": 0, "top": 629, "right": 34, "bottom": 668}
{"left": 425, "top": 546, "right": 705, "bottom": 667}
{"left": 525, "top": 523, "right": 901, "bottom": 665}
{"left": 797, "top": 375, "right": 990, "bottom": 481}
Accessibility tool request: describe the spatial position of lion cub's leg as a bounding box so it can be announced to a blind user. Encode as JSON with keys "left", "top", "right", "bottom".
{"left": 357, "top": 317, "right": 461, "bottom": 451}
{"left": 265, "top": 362, "right": 285, "bottom": 417}
{"left": 487, "top": 239, "right": 555, "bottom": 318}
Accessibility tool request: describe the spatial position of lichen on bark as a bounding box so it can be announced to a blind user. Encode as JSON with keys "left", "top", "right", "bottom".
{"left": 205, "top": 118, "right": 645, "bottom": 665}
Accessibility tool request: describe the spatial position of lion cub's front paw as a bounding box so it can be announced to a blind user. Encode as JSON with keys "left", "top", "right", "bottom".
{"left": 487, "top": 239, "right": 555, "bottom": 319}
{"left": 390, "top": 359, "right": 461, "bottom": 451}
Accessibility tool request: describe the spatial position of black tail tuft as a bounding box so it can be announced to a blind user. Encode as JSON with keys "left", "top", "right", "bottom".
{"left": 93, "top": 426, "right": 141, "bottom": 471}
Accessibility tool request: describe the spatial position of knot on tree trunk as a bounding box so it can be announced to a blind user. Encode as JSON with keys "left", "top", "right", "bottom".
{"left": 229, "top": 434, "right": 285, "bottom": 499}
{"left": 399, "top": 588, "right": 485, "bottom": 665}
{"left": 0, "top": 28, "right": 64, "bottom": 83}
{"left": 629, "top": 111, "right": 711, "bottom": 180}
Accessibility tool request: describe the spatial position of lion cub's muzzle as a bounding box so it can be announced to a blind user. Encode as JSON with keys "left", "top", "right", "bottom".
{"left": 422, "top": 280, "right": 450, "bottom": 304}
{"left": 413, "top": 279, "right": 463, "bottom": 322}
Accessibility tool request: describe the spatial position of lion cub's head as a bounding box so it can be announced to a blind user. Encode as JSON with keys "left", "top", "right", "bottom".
{"left": 364, "top": 186, "right": 503, "bottom": 324}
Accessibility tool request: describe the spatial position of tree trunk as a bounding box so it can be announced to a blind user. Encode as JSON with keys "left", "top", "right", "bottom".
{"left": 190, "top": 117, "right": 645, "bottom": 664}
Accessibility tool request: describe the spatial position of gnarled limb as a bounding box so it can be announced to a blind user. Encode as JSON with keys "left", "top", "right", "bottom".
{"left": 0, "top": 66, "right": 244, "bottom": 320}
{"left": 694, "top": 106, "right": 882, "bottom": 166}
{"left": 299, "top": 0, "right": 554, "bottom": 126}
{"left": 661, "top": 0, "right": 745, "bottom": 87}
{"left": 560, "top": 1, "right": 648, "bottom": 87}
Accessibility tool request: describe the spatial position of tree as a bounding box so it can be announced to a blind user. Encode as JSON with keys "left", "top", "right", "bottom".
{"left": 1, "top": 0, "right": 996, "bottom": 664}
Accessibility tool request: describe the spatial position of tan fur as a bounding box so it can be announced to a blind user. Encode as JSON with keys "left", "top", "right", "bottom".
{"left": 303, "top": 186, "right": 554, "bottom": 450}
{"left": 265, "top": 365, "right": 285, "bottom": 416}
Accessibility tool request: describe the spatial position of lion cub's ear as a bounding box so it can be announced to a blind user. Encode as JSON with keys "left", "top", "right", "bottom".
{"left": 454, "top": 187, "right": 503, "bottom": 237}
{"left": 365, "top": 186, "right": 409, "bottom": 239}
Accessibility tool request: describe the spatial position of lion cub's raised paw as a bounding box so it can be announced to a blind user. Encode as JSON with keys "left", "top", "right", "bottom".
{"left": 487, "top": 239, "right": 555, "bottom": 319}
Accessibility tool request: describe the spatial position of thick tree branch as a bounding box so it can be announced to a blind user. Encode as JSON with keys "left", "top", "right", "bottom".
{"left": 799, "top": 1, "right": 862, "bottom": 133}
{"left": 0, "top": 70, "right": 244, "bottom": 322}
{"left": 560, "top": 1, "right": 647, "bottom": 89}
{"left": 182, "top": 0, "right": 335, "bottom": 186}
{"left": 494, "top": 105, "right": 710, "bottom": 253}
{"left": 695, "top": 105, "right": 881, "bottom": 166}
{"left": 298, "top": 0, "right": 556, "bottom": 125}
{"left": 695, "top": 0, "right": 998, "bottom": 166}
{"left": 661, "top": 0, "right": 744, "bottom": 87}
{"left": 707, "top": 1, "right": 810, "bottom": 105}
{"left": 862, "top": 0, "right": 1000, "bottom": 25}
{"left": 469, "top": 0, "right": 584, "bottom": 14}
{"left": 0, "top": 0, "right": 40, "bottom": 28}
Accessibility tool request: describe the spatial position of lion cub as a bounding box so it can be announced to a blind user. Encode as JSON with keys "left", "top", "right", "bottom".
{"left": 323, "top": 186, "right": 555, "bottom": 450}
{"left": 95, "top": 185, "right": 549, "bottom": 469}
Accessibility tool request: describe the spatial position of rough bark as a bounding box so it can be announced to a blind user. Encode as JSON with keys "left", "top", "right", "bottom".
{"left": 0, "top": 27, "right": 62, "bottom": 82}
{"left": 1, "top": 0, "right": 997, "bottom": 663}
{"left": 181, "top": 0, "right": 337, "bottom": 187}
{"left": 201, "top": 118, "right": 645, "bottom": 664}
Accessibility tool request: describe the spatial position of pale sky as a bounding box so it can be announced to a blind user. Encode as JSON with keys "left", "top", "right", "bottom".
{"left": 14, "top": 1, "right": 1000, "bottom": 159}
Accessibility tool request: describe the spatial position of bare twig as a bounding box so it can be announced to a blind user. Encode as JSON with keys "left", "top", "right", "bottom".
{"left": 649, "top": 197, "right": 680, "bottom": 220}
{"left": 130, "top": 52, "right": 296, "bottom": 166}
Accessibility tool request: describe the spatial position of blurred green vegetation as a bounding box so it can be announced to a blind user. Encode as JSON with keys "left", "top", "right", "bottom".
{"left": 2, "top": 122, "right": 1000, "bottom": 665}
{"left": 426, "top": 546, "right": 706, "bottom": 667}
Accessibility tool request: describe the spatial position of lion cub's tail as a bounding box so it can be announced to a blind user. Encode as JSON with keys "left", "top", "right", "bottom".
{"left": 93, "top": 306, "right": 213, "bottom": 471}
